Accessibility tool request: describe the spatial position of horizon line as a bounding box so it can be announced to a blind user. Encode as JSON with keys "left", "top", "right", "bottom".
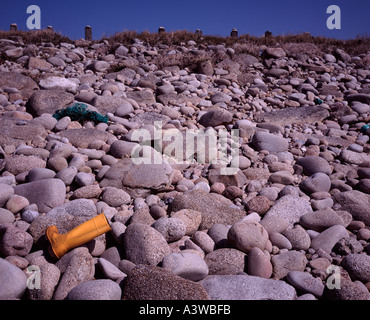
{"left": 1, "top": 26, "right": 369, "bottom": 42}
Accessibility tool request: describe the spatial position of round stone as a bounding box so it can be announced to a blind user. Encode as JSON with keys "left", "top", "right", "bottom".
{"left": 299, "top": 172, "right": 331, "bottom": 194}
{"left": 260, "top": 215, "right": 290, "bottom": 234}
{"left": 340, "top": 150, "right": 370, "bottom": 165}
{"left": 170, "top": 209, "right": 202, "bottom": 236}
{"left": 296, "top": 156, "right": 332, "bottom": 175}
{"left": 308, "top": 258, "right": 332, "bottom": 271}
{"left": 94, "top": 61, "right": 110, "bottom": 72}
{"left": 205, "top": 248, "right": 246, "bottom": 275}
{"left": 74, "top": 172, "right": 95, "bottom": 186}
{"left": 4, "top": 155, "right": 46, "bottom": 175}
{"left": 268, "top": 171, "right": 295, "bottom": 185}
{"left": 247, "top": 247, "right": 272, "bottom": 279}
{"left": 323, "top": 278, "right": 370, "bottom": 300}
{"left": 116, "top": 103, "right": 134, "bottom": 117}
{"left": 152, "top": 217, "right": 187, "bottom": 243}
{"left": 223, "top": 186, "right": 243, "bottom": 200}
{"left": 311, "top": 225, "right": 349, "bottom": 254}
{"left": 0, "top": 258, "right": 28, "bottom": 299}
{"left": 341, "top": 254, "right": 370, "bottom": 283}
{"left": 97, "top": 258, "right": 126, "bottom": 280}
{"left": 162, "top": 252, "right": 209, "bottom": 281}
{"left": 357, "top": 228, "right": 370, "bottom": 241}
{"left": 282, "top": 225, "right": 311, "bottom": 250}
{"left": 207, "top": 224, "right": 231, "bottom": 248}
{"left": 271, "top": 250, "right": 308, "bottom": 279}
{"left": 230, "top": 156, "right": 251, "bottom": 170}
{"left": 245, "top": 196, "right": 271, "bottom": 214}
{"left": 299, "top": 209, "right": 345, "bottom": 232}
{"left": 286, "top": 271, "right": 325, "bottom": 297}
{"left": 21, "top": 209, "right": 39, "bottom": 223}
{"left": 351, "top": 103, "right": 370, "bottom": 114}
{"left": 72, "top": 185, "right": 102, "bottom": 199}
{"left": 210, "top": 182, "right": 226, "bottom": 194}
{"left": 123, "top": 223, "right": 171, "bottom": 266}
{"left": 358, "top": 179, "right": 370, "bottom": 193}
{"left": 192, "top": 231, "right": 215, "bottom": 254}
{"left": 123, "top": 264, "right": 209, "bottom": 300}
{"left": 0, "top": 184, "right": 15, "bottom": 207}
{"left": 0, "top": 224, "right": 33, "bottom": 257}
{"left": 0, "top": 208, "right": 15, "bottom": 224}
{"left": 5, "top": 195, "right": 29, "bottom": 213}
{"left": 66, "top": 279, "right": 122, "bottom": 300}
{"left": 200, "top": 273, "right": 297, "bottom": 300}
{"left": 27, "top": 256, "right": 61, "bottom": 300}
{"left": 27, "top": 167, "right": 56, "bottom": 182}
{"left": 252, "top": 131, "right": 289, "bottom": 153}
{"left": 258, "top": 187, "right": 279, "bottom": 201}
{"left": 149, "top": 205, "right": 167, "bottom": 219}
{"left": 269, "top": 232, "right": 292, "bottom": 250}
{"left": 55, "top": 166, "right": 78, "bottom": 185}
{"left": 227, "top": 221, "right": 269, "bottom": 253}
{"left": 199, "top": 107, "right": 233, "bottom": 127}
{"left": 101, "top": 187, "right": 131, "bottom": 207}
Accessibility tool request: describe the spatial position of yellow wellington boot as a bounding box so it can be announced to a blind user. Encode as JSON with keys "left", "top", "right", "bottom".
{"left": 45, "top": 213, "right": 112, "bottom": 259}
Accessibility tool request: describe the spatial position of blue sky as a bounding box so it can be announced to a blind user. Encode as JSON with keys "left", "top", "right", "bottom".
{"left": 0, "top": 0, "right": 369, "bottom": 40}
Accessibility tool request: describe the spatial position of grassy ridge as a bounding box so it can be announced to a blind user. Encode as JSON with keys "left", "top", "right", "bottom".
{"left": 0, "top": 29, "right": 369, "bottom": 57}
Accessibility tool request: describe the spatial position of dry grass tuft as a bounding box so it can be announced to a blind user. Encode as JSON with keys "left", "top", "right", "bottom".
{"left": 105, "top": 30, "right": 369, "bottom": 57}
{"left": 0, "top": 29, "right": 368, "bottom": 57}
{"left": 153, "top": 51, "right": 212, "bottom": 71}
{"left": 0, "top": 29, "right": 72, "bottom": 45}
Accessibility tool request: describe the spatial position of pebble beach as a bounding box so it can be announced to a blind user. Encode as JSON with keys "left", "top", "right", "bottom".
{"left": 0, "top": 31, "right": 369, "bottom": 300}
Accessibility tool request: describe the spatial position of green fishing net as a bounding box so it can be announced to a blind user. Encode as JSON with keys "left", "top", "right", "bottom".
{"left": 53, "top": 103, "right": 109, "bottom": 124}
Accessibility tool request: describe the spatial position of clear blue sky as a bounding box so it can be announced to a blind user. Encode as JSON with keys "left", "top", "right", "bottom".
{"left": 0, "top": 0, "right": 369, "bottom": 40}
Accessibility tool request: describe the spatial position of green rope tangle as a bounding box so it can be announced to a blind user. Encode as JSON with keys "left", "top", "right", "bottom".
{"left": 314, "top": 98, "right": 323, "bottom": 105}
{"left": 53, "top": 103, "right": 109, "bottom": 124}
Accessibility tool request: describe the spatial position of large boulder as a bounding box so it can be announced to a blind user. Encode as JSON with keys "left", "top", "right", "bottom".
{"left": 251, "top": 131, "right": 289, "bottom": 153}
{"left": 257, "top": 106, "right": 329, "bottom": 126}
{"left": 169, "top": 190, "right": 246, "bottom": 230}
{"left": 263, "top": 195, "right": 313, "bottom": 227}
{"left": 200, "top": 274, "right": 296, "bottom": 300}
{"left": 126, "top": 90, "right": 156, "bottom": 106}
{"left": 333, "top": 190, "right": 370, "bottom": 226}
{"left": 99, "top": 157, "right": 174, "bottom": 197}
{"left": 4, "top": 155, "right": 46, "bottom": 175}
{"left": 262, "top": 47, "right": 287, "bottom": 59}
{"left": 26, "top": 90, "right": 74, "bottom": 117}
{"left": 39, "top": 76, "right": 78, "bottom": 92}
{"left": 59, "top": 128, "right": 115, "bottom": 149}
{"left": 227, "top": 221, "right": 269, "bottom": 253}
{"left": 66, "top": 279, "right": 122, "bottom": 300}
{"left": 53, "top": 248, "right": 95, "bottom": 300}
{"left": 91, "top": 95, "right": 132, "bottom": 114}
{"left": 0, "top": 118, "right": 47, "bottom": 148}
{"left": 0, "top": 258, "right": 28, "bottom": 299}
{"left": 28, "top": 199, "right": 97, "bottom": 242}
{"left": 123, "top": 223, "right": 171, "bottom": 266}
{"left": 0, "top": 71, "right": 38, "bottom": 100}
{"left": 0, "top": 224, "right": 33, "bottom": 257}
{"left": 199, "top": 107, "right": 233, "bottom": 127}
{"left": 123, "top": 265, "right": 209, "bottom": 300}
{"left": 13, "top": 178, "right": 66, "bottom": 214}
{"left": 296, "top": 156, "right": 332, "bottom": 176}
